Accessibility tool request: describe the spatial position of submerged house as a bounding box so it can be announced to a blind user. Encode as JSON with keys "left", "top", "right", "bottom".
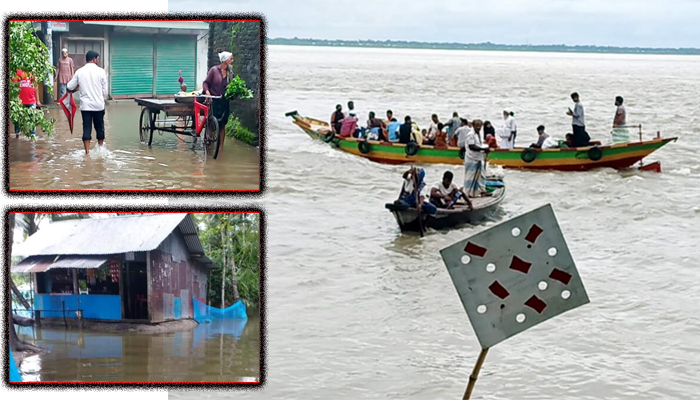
{"left": 11, "top": 214, "right": 217, "bottom": 323}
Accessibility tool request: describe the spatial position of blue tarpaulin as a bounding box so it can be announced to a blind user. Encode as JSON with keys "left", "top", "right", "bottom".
{"left": 193, "top": 297, "right": 247, "bottom": 323}
{"left": 10, "top": 350, "right": 22, "bottom": 382}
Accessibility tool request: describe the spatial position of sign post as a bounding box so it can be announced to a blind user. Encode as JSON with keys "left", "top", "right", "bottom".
{"left": 440, "top": 204, "right": 590, "bottom": 398}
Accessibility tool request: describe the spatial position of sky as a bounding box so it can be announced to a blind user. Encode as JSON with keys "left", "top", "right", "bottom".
{"left": 169, "top": 0, "right": 700, "bottom": 48}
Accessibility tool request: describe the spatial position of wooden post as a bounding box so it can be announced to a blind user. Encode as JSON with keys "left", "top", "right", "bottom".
{"left": 463, "top": 348, "right": 489, "bottom": 400}
{"left": 146, "top": 251, "right": 152, "bottom": 321}
{"left": 72, "top": 269, "right": 78, "bottom": 294}
{"left": 35, "top": 310, "right": 42, "bottom": 327}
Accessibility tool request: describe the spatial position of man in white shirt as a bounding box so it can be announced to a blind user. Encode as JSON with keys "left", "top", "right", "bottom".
{"left": 67, "top": 50, "right": 108, "bottom": 154}
{"left": 499, "top": 110, "right": 517, "bottom": 149}
{"left": 462, "top": 119, "right": 491, "bottom": 197}
{"left": 430, "top": 171, "right": 472, "bottom": 209}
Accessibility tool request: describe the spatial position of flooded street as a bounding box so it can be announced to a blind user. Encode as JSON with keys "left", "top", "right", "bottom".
{"left": 9, "top": 101, "right": 259, "bottom": 190}
{"left": 15, "top": 318, "right": 259, "bottom": 382}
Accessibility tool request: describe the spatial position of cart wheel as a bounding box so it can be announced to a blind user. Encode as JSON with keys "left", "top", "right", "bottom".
{"left": 205, "top": 115, "right": 220, "bottom": 159}
{"left": 139, "top": 107, "right": 152, "bottom": 143}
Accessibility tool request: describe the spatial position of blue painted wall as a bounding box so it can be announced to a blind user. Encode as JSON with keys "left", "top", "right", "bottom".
{"left": 10, "top": 350, "right": 22, "bottom": 382}
{"left": 34, "top": 294, "right": 121, "bottom": 320}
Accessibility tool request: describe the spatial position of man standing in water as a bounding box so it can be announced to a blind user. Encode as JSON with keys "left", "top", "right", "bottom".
{"left": 566, "top": 92, "right": 590, "bottom": 147}
{"left": 67, "top": 50, "right": 108, "bottom": 154}
{"left": 55, "top": 48, "right": 74, "bottom": 100}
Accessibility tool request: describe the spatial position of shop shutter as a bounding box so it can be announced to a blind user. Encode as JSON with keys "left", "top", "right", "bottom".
{"left": 110, "top": 34, "right": 154, "bottom": 97}
{"left": 155, "top": 35, "right": 196, "bottom": 95}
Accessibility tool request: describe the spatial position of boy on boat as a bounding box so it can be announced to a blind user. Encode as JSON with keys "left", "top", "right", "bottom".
{"left": 430, "top": 171, "right": 473, "bottom": 210}
{"left": 566, "top": 92, "right": 591, "bottom": 147}
{"left": 530, "top": 125, "right": 558, "bottom": 149}
{"left": 330, "top": 104, "right": 344, "bottom": 134}
{"left": 611, "top": 96, "right": 630, "bottom": 143}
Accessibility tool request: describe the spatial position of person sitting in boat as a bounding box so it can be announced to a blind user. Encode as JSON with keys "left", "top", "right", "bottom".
{"left": 424, "top": 114, "right": 440, "bottom": 145}
{"left": 530, "top": 125, "right": 560, "bottom": 149}
{"left": 455, "top": 118, "right": 471, "bottom": 149}
{"left": 430, "top": 171, "right": 473, "bottom": 210}
{"left": 330, "top": 104, "right": 344, "bottom": 134}
{"left": 445, "top": 112, "right": 461, "bottom": 146}
{"left": 387, "top": 117, "right": 401, "bottom": 142}
{"left": 434, "top": 123, "right": 448, "bottom": 148}
{"left": 395, "top": 167, "right": 437, "bottom": 215}
{"left": 557, "top": 133, "right": 575, "bottom": 148}
{"left": 483, "top": 120, "right": 499, "bottom": 149}
{"left": 384, "top": 109, "right": 394, "bottom": 125}
{"left": 366, "top": 111, "right": 387, "bottom": 141}
{"left": 398, "top": 116, "right": 414, "bottom": 144}
{"left": 339, "top": 112, "right": 359, "bottom": 138}
{"left": 461, "top": 119, "right": 492, "bottom": 197}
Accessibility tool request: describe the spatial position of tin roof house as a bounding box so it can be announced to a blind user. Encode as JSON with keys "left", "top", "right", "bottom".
{"left": 11, "top": 213, "right": 217, "bottom": 323}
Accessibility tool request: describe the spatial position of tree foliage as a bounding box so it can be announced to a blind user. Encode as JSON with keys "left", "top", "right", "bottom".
{"left": 195, "top": 213, "right": 259, "bottom": 308}
{"left": 10, "top": 21, "right": 55, "bottom": 137}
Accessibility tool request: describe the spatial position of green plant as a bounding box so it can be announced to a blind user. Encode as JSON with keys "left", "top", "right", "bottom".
{"left": 10, "top": 21, "right": 55, "bottom": 137}
{"left": 224, "top": 75, "right": 254, "bottom": 100}
{"left": 225, "top": 115, "right": 257, "bottom": 145}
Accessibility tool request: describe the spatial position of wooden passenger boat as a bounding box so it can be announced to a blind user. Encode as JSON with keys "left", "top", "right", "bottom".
{"left": 385, "top": 183, "right": 506, "bottom": 232}
{"left": 285, "top": 111, "right": 677, "bottom": 171}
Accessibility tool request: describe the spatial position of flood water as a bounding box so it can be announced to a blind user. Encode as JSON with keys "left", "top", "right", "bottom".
{"left": 9, "top": 100, "right": 259, "bottom": 190}
{"left": 175, "top": 46, "right": 700, "bottom": 399}
{"left": 15, "top": 318, "right": 259, "bottom": 382}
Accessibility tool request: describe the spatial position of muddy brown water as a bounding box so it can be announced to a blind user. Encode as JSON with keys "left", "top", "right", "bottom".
{"left": 9, "top": 100, "right": 259, "bottom": 190}
{"left": 15, "top": 318, "right": 259, "bottom": 382}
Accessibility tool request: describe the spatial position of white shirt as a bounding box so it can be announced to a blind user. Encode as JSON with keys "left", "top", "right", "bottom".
{"left": 433, "top": 181, "right": 458, "bottom": 196}
{"left": 67, "top": 63, "right": 107, "bottom": 111}
{"left": 542, "top": 136, "right": 558, "bottom": 149}
{"left": 427, "top": 121, "right": 439, "bottom": 140}
{"left": 455, "top": 126, "right": 470, "bottom": 148}
{"left": 502, "top": 116, "right": 517, "bottom": 136}
{"left": 464, "top": 129, "right": 486, "bottom": 162}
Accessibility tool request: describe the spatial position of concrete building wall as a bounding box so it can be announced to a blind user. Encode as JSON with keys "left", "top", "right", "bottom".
{"left": 196, "top": 31, "right": 209, "bottom": 90}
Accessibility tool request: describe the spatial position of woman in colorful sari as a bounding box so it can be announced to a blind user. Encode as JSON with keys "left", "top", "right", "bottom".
{"left": 462, "top": 120, "right": 491, "bottom": 197}
{"left": 203, "top": 51, "right": 234, "bottom": 153}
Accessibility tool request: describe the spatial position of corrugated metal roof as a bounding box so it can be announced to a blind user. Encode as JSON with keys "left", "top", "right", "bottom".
{"left": 13, "top": 214, "right": 189, "bottom": 257}
{"left": 178, "top": 216, "right": 205, "bottom": 256}
{"left": 82, "top": 21, "right": 209, "bottom": 30}
{"left": 12, "top": 256, "right": 108, "bottom": 273}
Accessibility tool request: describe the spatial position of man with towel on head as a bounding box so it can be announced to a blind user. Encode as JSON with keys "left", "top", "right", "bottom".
{"left": 55, "top": 47, "right": 75, "bottom": 100}
{"left": 203, "top": 50, "right": 235, "bottom": 152}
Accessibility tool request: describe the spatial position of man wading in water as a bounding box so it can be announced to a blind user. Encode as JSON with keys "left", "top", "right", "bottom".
{"left": 67, "top": 50, "right": 108, "bottom": 154}
{"left": 203, "top": 51, "right": 234, "bottom": 153}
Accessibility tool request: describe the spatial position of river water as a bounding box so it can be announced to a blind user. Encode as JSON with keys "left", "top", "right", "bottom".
{"left": 9, "top": 100, "right": 259, "bottom": 190}
{"left": 172, "top": 46, "right": 700, "bottom": 399}
{"left": 16, "top": 318, "right": 259, "bottom": 382}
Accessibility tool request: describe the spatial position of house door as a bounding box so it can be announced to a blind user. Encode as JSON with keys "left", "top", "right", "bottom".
{"left": 123, "top": 262, "right": 148, "bottom": 320}
{"left": 65, "top": 39, "right": 104, "bottom": 70}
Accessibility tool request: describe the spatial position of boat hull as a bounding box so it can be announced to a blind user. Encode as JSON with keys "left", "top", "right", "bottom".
{"left": 385, "top": 186, "right": 506, "bottom": 232}
{"left": 288, "top": 112, "right": 676, "bottom": 171}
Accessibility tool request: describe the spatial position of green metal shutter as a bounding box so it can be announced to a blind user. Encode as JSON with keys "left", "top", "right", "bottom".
{"left": 110, "top": 34, "right": 154, "bottom": 97}
{"left": 155, "top": 35, "right": 196, "bottom": 96}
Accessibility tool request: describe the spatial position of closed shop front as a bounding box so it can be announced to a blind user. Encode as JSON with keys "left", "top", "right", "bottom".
{"left": 155, "top": 35, "right": 196, "bottom": 95}
{"left": 110, "top": 34, "right": 154, "bottom": 98}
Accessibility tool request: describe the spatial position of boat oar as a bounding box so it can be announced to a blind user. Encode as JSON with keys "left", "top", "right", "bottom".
{"left": 413, "top": 168, "right": 425, "bottom": 237}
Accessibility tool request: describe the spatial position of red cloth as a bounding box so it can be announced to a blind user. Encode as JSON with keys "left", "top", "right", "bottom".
{"left": 485, "top": 134, "right": 499, "bottom": 149}
{"left": 13, "top": 70, "right": 36, "bottom": 105}
{"left": 59, "top": 92, "right": 77, "bottom": 133}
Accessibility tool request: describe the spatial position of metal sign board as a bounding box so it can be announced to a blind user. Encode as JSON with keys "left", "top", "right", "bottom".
{"left": 48, "top": 21, "right": 69, "bottom": 32}
{"left": 440, "top": 204, "right": 589, "bottom": 349}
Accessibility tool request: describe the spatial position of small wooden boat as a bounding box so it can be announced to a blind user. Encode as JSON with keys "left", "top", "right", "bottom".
{"left": 385, "top": 183, "right": 506, "bottom": 233}
{"left": 285, "top": 111, "right": 677, "bottom": 171}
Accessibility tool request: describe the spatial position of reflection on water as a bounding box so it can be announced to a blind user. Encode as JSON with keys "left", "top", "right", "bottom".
{"left": 9, "top": 101, "right": 259, "bottom": 190}
{"left": 16, "top": 318, "right": 259, "bottom": 382}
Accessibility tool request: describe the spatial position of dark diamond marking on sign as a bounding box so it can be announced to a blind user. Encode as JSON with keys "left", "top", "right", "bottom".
{"left": 509, "top": 256, "right": 532, "bottom": 274}
{"left": 549, "top": 268, "right": 572, "bottom": 285}
{"left": 525, "top": 295, "right": 547, "bottom": 314}
{"left": 489, "top": 281, "right": 510, "bottom": 299}
{"left": 525, "top": 224, "right": 543, "bottom": 244}
{"left": 464, "top": 242, "right": 488, "bottom": 258}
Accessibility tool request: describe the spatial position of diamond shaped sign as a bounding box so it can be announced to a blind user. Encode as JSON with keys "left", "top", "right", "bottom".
{"left": 440, "top": 204, "right": 589, "bottom": 349}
